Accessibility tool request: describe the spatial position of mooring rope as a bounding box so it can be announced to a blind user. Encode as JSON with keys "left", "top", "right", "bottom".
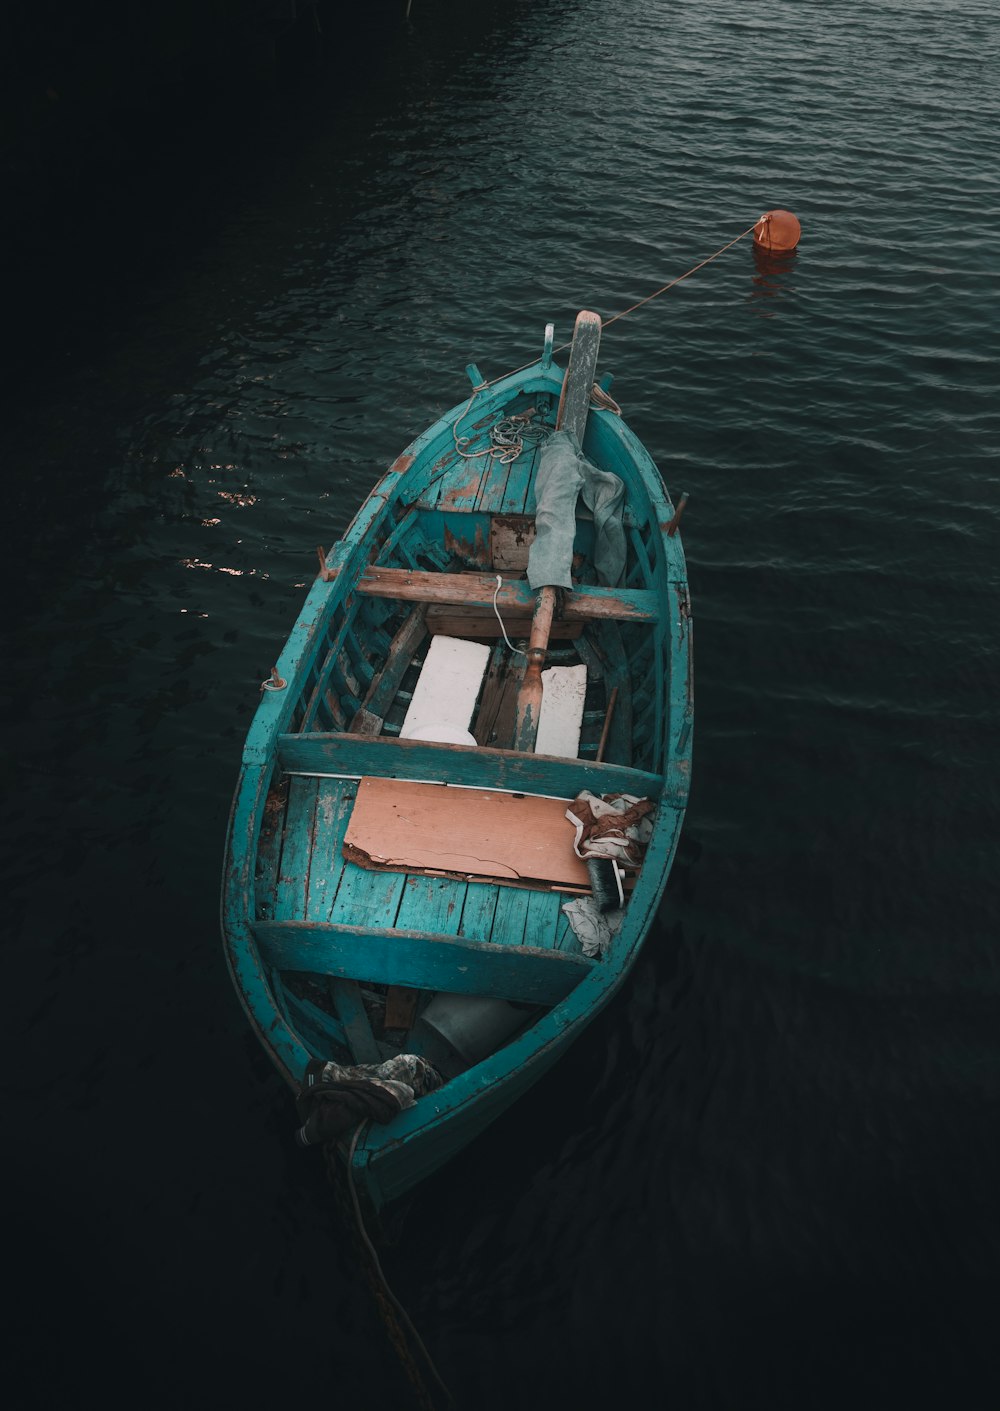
{"left": 476, "top": 217, "right": 763, "bottom": 392}
{"left": 588, "top": 383, "right": 622, "bottom": 416}
{"left": 597, "top": 219, "right": 761, "bottom": 336}
{"left": 435, "top": 220, "right": 761, "bottom": 502}
{"left": 443, "top": 218, "right": 761, "bottom": 458}
{"left": 327, "top": 1125, "right": 455, "bottom": 1411}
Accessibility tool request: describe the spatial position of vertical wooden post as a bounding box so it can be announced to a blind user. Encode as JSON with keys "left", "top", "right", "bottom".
{"left": 514, "top": 311, "right": 602, "bottom": 753}
{"left": 554, "top": 310, "right": 602, "bottom": 444}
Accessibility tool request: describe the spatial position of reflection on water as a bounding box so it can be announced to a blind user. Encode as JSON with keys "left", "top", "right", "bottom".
{"left": 747, "top": 243, "right": 799, "bottom": 314}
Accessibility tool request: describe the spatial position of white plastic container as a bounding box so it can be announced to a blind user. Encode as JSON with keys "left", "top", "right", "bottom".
{"left": 417, "top": 992, "right": 530, "bottom": 1066}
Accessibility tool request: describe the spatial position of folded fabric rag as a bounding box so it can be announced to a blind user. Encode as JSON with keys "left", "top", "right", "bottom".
{"left": 295, "top": 1052, "right": 443, "bottom": 1147}
{"left": 526, "top": 430, "right": 627, "bottom": 590}
{"left": 561, "top": 896, "right": 625, "bottom": 958}
{"left": 565, "top": 791, "right": 655, "bottom": 867}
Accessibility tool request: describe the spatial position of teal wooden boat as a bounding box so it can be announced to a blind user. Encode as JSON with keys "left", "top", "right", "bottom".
{"left": 221, "top": 313, "right": 693, "bottom": 1211}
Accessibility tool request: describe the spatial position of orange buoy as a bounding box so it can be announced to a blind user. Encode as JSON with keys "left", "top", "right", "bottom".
{"left": 753, "top": 209, "right": 801, "bottom": 253}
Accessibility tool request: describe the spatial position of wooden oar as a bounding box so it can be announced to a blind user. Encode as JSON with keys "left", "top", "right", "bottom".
{"left": 514, "top": 310, "right": 602, "bottom": 752}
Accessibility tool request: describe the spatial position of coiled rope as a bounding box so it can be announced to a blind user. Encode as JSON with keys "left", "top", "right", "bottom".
{"left": 453, "top": 402, "right": 550, "bottom": 464}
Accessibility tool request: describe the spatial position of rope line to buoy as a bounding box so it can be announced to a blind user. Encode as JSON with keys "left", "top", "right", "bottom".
{"left": 598, "top": 219, "right": 761, "bottom": 334}
{"left": 475, "top": 218, "right": 764, "bottom": 390}
{"left": 442, "top": 215, "right": 769, "bottom": 466}
{"left": 339, "top": 1123, "right": 455, "bottom": 1409}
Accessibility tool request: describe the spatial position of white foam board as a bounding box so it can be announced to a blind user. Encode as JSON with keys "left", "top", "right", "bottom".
{"left": 534, "top": 664, "right": 587, "bottom": 759}
{"left": 400, "top": 635, "right": 491, "bottom": 743}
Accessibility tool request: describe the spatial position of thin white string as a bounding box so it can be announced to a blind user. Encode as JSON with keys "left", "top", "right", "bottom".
{"left": 493, "top": 576, "right": 527, "bottom": 655}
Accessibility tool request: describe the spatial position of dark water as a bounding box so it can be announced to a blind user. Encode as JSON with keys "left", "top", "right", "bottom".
{"left": 5, "top": 0, "right": 999, "bottom": 1406}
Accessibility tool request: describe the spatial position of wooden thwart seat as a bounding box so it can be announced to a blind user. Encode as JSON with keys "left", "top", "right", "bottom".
{"left": 254, "top": 920, "right": 594, "bottom": 1006}
{"left": 426, "top": 604, "right": 583, "bottom": 640}
{"left": 358, "top": 566, "right": 658, "bottom": 623}
{"left": 276, "top": 730, "right": 667, "bottom": 802}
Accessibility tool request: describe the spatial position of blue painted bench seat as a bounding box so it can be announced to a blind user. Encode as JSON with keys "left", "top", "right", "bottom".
{"left": 260, "top": 741, "right": 668, "bottom": 969}
{"left": 414, "top": 445, "right": 643, "bottom": 525}
{"left": 276, "top": 731, "right": 665, "bottom": 802}
{"left": 253, "top": 919, "right": 593, "bottom": 1006}
{"left": 417, "top": 440, "right": 541, "bottom": 514}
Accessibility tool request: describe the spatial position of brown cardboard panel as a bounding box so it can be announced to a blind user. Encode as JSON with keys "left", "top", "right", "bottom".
{"left": 342, "top": 777, "right": 590, "bottom": 889}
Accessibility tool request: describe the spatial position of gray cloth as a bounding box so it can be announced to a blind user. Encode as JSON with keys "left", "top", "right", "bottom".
{"left": 526, "top": 431, "right": 626, "bottom": 590}
{"left": 561, "top": 896, "right": 625, "bottom": 958}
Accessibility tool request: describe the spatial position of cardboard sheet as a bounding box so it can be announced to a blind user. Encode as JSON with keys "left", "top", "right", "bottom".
{"left": 342, "top": 777, "right": 591, "bottom": 890}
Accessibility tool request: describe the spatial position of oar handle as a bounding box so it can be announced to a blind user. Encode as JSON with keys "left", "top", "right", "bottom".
{"left": 513, "top": 586, "right": 557, "bottom": 752}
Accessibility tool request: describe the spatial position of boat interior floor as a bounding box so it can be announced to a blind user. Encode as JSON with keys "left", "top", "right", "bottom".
{"left": 256, "top": 771, "right": 593, "bottom": 1075}
{"left": 253, "top": 401, "right": 670, "bottom": 1078}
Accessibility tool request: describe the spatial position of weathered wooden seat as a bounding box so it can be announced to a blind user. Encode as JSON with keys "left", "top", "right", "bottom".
{"left": 356, "top": 565, "right": 659, "bottom": 623}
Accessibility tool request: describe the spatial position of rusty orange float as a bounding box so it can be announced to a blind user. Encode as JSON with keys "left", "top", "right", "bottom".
{"left": 753, "top": 209, "right": 801, "bottom": 252}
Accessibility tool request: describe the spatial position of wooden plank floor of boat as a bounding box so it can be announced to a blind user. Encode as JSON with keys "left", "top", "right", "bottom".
{"left": 418, "top": 432, "right": 542, "bottom": 514}
{"left": 265, "top": 776, "right": 580, "bottom": 955}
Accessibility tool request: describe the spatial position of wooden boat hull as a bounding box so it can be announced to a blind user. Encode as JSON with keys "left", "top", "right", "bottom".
{"left": 221, "top": 347, "right": 692, "bottom": 1210}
